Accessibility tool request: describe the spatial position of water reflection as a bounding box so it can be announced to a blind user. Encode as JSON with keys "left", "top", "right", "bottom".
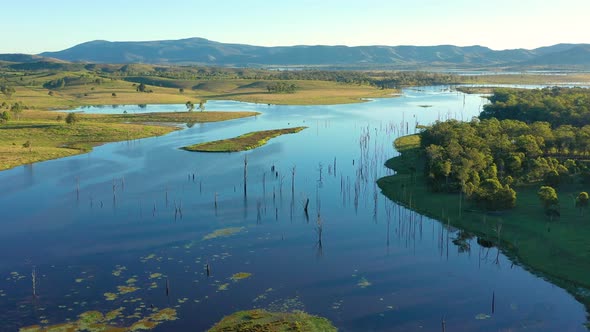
{"left": 0, "top": 87, "right": 586, "bottom": 331}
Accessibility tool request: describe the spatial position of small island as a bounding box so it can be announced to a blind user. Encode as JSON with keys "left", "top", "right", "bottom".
{"left": 182, "top": 127, "right": 307, "bottom": 152}
{"left": 208, "top": 309, "right": 337, "bottom": 332}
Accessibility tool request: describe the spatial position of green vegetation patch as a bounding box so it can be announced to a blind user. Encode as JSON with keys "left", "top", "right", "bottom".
{"left": 19, "top": 308, "right": 177, "bottom": 332}
{"left": 202, "top": 227, "right": 245, "bottom": 241}
{"left": 207, "top": 309, "right": 337, "bottom": 332}
{"left": 230, "top": 272, "right": 252, "bottom": 281}
{"left": 182, "top": 127, "right": 307, "bottom": 152}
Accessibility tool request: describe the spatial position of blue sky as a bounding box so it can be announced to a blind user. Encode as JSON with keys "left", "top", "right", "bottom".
{"left": 3, "top": 0, "right": 589, "bottom": 53}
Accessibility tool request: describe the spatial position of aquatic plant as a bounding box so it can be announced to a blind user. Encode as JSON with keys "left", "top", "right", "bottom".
{"left": 230, "top": 272, "right": 252, "bottom": 282}
{"left": 19, "top": 308, "right": 177, "bottom": 332}
{"left": 202, "top": 227, "right": 245, "bottom": 241}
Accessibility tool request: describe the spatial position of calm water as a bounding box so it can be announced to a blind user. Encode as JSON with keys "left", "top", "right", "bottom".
{"left": 0, "top": 87, "right": 586, "bottom": 331}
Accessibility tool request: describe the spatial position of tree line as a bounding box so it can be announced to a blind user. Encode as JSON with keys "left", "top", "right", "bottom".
{"left": 103, "top": 65, "right": 458, "bottom": 88}
{"left": 480, "top": 87, "right": 590, "bottom": 127}
{"left": 420, "top": 88, "right": 590, "bottom": 214}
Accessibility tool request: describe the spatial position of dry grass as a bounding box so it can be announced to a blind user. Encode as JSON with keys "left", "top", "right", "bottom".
{"left": 460, "top": 73, "right": 590, "bottom": 85}
{"left": 1, "top": 77, "right": 396, "bottom": 110}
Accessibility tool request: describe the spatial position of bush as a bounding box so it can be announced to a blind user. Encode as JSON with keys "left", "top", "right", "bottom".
{"left": 65, "top": 112, "right": 79, "bottom": 124}
{"left": 0, "top": 111, "right": 10, "bottom": 124}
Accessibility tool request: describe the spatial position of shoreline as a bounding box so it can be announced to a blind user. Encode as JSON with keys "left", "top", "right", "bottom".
{"left": 0, "top": 109, "right": 259, "bottom": 171}
{"left": 377, "top": 134, "right": 590, "bottom": 321}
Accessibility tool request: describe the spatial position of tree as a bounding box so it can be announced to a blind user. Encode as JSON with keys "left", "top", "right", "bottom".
{"left": 198, "top": 100, "right": 206, "bottom": 112}
{"left": 538, "top": 186, "right": 559, "bottom": 220}
{"left": 544, "top": 170, "right": 560, "bottom": 188}
{"left": 576, "top": 192, "right": 589, "bottom": 216}
{"left": 0, "top": 85, "right": 15, "bottom": 98}
{"left": 0, "top": 111, "right": 10, "bottom": 124}
{"left": 65, "top": 112, "right": 79, "bottom": 125}
{"left": 473, "top": 178, "right": 516, "bottom": 211}
{"left": 185, "top": 101, "right": 194, "bottom": 112}
{"left": 179, "top": 88, "right": 184, "bottom": 94}
{"left": 11, "top": 102, "right": 23, "bottom": 120}
{"left": 112, "top": 92, "right": 117, "bottom": 97}
{"left": 136, "top": 83, "right": 147, "bottom": 92}
{"left": 22, "top": 140, "right": 32, "bottom": 152}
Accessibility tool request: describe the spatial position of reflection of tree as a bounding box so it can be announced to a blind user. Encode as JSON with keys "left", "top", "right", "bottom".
{"left": 452, "top": 230, "right": 474, "bottom": 253}
{"left": 198, "top": 100, "right": 206, "bottom": 112}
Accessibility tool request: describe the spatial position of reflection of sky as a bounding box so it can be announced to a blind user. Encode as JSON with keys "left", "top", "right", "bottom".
{"left": 0, "top": 88, "right": 586, "bottom": 331}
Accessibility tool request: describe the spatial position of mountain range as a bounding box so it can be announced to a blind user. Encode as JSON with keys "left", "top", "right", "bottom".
{"left": 2, "top": 38, "right": 590, "bottom": 68}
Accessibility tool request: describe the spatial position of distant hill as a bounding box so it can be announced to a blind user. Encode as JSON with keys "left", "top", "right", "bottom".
{"left": 524, "top": 45, "right": 590, "bottom": 66}
{"left": 0, "top": 53, "right": 60, "bottom": 64}
{"left": 16, "top": 38, "right": 590, "bottom": 68}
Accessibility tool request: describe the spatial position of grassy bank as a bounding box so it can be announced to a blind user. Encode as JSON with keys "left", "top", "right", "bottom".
{"left": 182, "top": 127, "right": 307, "bottom": 152}
{"left": 459, "top": 72, "right": 590, "bottom": 85}
{"left": 207, "top": 310, "right": 337, "bottom": 332}
{"left": 377, "top": 134, "right": 590, "bottom": 313}
{"left": 1, "top": 72, "right": 396, "bottom": 109}
{"left": 0, "top": 110, "right": 258, "bottom": 171}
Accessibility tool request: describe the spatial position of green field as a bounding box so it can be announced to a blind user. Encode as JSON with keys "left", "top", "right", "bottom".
{"left": 0, "top": 110, "right": 258, "bottom": 171}
{"left": 182, "top": 127, "right": 307, "bottom": 152}
{"left": 378, "top": 134, "right": 590, "bottom": 312}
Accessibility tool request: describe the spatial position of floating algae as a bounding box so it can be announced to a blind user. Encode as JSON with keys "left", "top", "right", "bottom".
{"left": 218, "top": 283, "right": 230, "bottom": 291}
{"left": 104, "top": 293, "right": 118, "bottom": 301}
{"left": 208, "top": 309, "right": 336, "bottom": 332}
{"left": 140, "top": 254, "right": 157, "bottom": 263}
{"left": 19, "top": 308, "right": 177, "bottom": 332}
{"left": 149, "top": 273, "right": 162, "bottom": 280}
{"left": 475, "top": 313, "right": 491, "bottom": 320}
{"left": 230, "top": 272, "right": 252, "bottom": 282}
{"left": 105, "top": 307, "right": 125, "bottom": 321}
{"left": 357, "top": 277, "right": 371, "bottom": 288}
{"left": 112, "top": 266, "right": 127, "bottom": 277}
{"left": 267, "top": 296, "right": 305, "bottom": 313}
{"left": 203, "top": 227, "right": 244, "bottom": 241}
{"left": 117, "top": 285, "right": 140, "bottom": 295}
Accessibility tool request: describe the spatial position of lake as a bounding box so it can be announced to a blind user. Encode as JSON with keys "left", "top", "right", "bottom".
{"left": 0, "top": 86, "right": 586, "bottom": 331}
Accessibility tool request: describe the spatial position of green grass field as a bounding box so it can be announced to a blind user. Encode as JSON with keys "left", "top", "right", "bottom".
{"left": 182, "top": 127, "right": 307, "bottom": 152}
{"left": 0, "top": 110, "right": 258, "bottom": 171}
{"left": 378, "top": 134, "right": 590, "bottom": 312}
